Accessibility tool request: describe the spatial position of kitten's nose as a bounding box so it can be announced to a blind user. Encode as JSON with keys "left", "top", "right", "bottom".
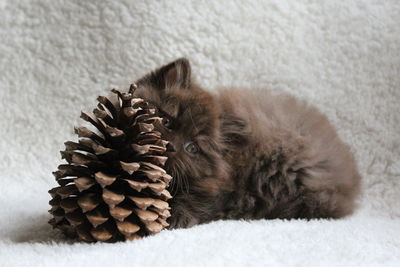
{"left": 166, "top": 142, "right": 176, "bottom": 152}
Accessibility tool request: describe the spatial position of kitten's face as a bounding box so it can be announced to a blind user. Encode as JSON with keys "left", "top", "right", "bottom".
{"left": 134, "top": 59, "right": 229, "bottom": 196}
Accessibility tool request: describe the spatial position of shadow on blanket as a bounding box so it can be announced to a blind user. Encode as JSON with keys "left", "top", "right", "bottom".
{"left": 10, "top": 214, "right": 72, "bottom": 244}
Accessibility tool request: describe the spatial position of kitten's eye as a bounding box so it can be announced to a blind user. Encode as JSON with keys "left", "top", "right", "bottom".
{"left": 163, "top": 118, "right": 172, "bottom": 128}
{"left": 184, "top": 142, "right": 198, "bottom": 154}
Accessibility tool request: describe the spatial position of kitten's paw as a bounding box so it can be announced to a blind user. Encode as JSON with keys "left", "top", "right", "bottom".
{"left": 168, "top": 209, "right": 199, "bottom": 229}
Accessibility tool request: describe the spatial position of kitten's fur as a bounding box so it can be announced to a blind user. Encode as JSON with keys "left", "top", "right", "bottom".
{"left": 134, "top": 58, "right": 361, "bottom": 228}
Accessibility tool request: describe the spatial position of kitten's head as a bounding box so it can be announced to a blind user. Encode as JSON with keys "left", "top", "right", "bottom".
{"left": 133, "top": 58, "right": 230, "bottom": 196}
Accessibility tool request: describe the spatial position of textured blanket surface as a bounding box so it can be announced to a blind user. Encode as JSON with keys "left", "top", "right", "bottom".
{"left": 0, "top": 1, "right": 399, "bottom": 266}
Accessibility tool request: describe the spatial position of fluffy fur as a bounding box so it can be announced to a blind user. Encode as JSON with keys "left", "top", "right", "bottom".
{"left": 134, "top": 58, "right": 361, "bottom": 228}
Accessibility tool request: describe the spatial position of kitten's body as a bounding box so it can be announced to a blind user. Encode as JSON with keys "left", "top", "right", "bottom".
{"left": 134, "top": 58, "right": 361, "bottom": 228}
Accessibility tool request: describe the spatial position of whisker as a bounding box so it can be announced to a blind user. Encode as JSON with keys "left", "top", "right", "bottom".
{"left": 166, "top": 156, "right": 193, "bottom": 198}
{"left": 176, "top": 158, "right": 190, "bottom": 195}
{"left": 170, "top": 165, "right": 180, "bottom": 197}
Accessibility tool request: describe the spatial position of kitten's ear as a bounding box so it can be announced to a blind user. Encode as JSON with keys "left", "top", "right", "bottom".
{"left": 139, "top": 58, "right": 192, "bottom": 90}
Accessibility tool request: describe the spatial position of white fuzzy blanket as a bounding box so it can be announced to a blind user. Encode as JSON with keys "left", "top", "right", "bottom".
{"left": 0, "top": 1, "right": 399, "bottom": 266}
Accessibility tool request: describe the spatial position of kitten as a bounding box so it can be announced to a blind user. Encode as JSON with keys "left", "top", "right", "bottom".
{"left": 134, "top": 58, "right": 361, "bottom": 228}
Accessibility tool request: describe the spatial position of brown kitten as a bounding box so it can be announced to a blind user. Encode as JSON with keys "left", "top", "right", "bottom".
{"left": 133, "top": 58, "right": 361, "bottom": 228}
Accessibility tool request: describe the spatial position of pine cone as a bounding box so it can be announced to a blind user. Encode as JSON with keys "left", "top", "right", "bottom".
{"left": 48, "top": 84, "right": 173, "bottom": 242}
